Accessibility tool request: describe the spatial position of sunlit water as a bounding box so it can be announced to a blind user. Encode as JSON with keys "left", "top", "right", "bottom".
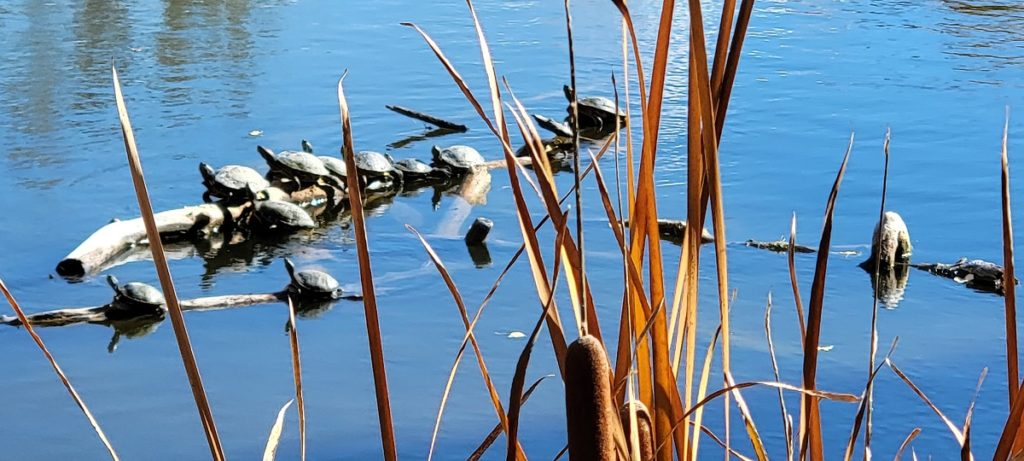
{"left": 1, "top": 1, "right": 1023, "bottom": 459}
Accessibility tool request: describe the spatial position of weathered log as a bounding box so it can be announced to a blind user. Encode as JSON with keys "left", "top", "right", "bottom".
{"left": 55, "top": 186, "right": 331, "bottom": 278}
{"left": 620, "top": 219, "right": 714, "bottom": 245}
{"left": 385, "top": 104, "right": 468, "bottom": 132}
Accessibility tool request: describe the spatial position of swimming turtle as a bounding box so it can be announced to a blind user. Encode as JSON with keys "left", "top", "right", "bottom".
{"left": 199, "top": 162, "right": 269, "bottom": 203}
{"left": 250, "top": 199, "right": 315, "bottom": 232}
{"left": 283, "top": 258, "right": 340, "bottom": 300}
{"left": 431, "top": 145, "right": 485, "bottom": 173}
{"left": 106, "top": 275, "right": 166, "bottom": 319}
{"left": 563, "top": 85, "right": 625, "bottom": 131}
{"left": 394, "top": 158, "right": 448, "bottom": 181}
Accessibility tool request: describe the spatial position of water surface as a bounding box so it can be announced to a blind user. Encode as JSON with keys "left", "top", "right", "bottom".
{"left": 1, "top": 0, "right": 1023, "bottom": 458}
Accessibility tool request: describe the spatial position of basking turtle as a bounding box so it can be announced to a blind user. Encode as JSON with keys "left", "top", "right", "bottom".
{"left": 283, "top": 258, "right": 340, "bottom": 300}
{"left": 106, "top": 275, "right": 166, "bottom": 320}
{"left": 353, "top": 150, "right": 403, "bottom": 188}
{"left": 199, "top": 162, "right": 269, "bottom": 203}
{"left": 431, "top": 145, "right": 485, "bottom": 173}
{"left": 394, "top": 158, "right": 448, "bottom": 181}
{"left": 257, "top": 145, "right": 342, "bottom": 192}
{"left": 563, "top": 85, "right": 625, "bottom": 131}
{"left": 532, "top": 114, "right": 574, "bottom": 138}
{"left": 250, "top": 199, "right": 315, "bottom": 232}
{"left": 319, "top": 156, "right": 348, "bottom": 181}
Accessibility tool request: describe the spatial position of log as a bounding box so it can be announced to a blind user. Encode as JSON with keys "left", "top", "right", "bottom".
{"left": 55, "top": 186, "right": 331, "bottom": 278}
{"left": 465, "top": 217, "right": 493, "bottom": 245}
{"left": 385, "top": 104, "right": 468, "bottom": 132}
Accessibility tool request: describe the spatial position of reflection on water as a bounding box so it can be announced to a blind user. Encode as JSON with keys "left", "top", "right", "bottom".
{"left": 2, "top": 0, "right": 1024, "bottom": 459}
{"left": 941, "top": 1, "right": 1024, "bottom": 77}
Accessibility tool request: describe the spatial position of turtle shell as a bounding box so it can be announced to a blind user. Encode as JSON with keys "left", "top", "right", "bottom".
{"left": 577, "top": 96, "right": 624, "bottom": 118}
{"left": 354, "top": 151, "right": 394, "bottom": 175}
{"left": 393, "top": 158, "right": 434, "bottom": 176}
{"left": 276, "top": 151, "right": 331, "bottom": 177}
{"left": 201, "top": 163, "right": 269, "bottom": 197}
{"left": 107, "top": 275, "right": 165, "bottom": 307}
{"left": 253, "top": 200, "right": 315, "bottom": 230}
{"left": 319, "top": 156, "right": 348, "bottom": 179}
{"left": 432, "top": 145, "right": 485, "bottom": 171}
{"left": 284, "top": 258, "right": 340, "bottom": 299}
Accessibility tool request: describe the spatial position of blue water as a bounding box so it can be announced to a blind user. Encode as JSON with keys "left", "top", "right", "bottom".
{"left": 1, "top": 0, "right": 1023, "bottom": 459}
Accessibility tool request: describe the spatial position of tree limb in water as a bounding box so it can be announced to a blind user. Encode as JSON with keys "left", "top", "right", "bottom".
{"left": 385, "top": 105, "right": 468, "bottom": 132}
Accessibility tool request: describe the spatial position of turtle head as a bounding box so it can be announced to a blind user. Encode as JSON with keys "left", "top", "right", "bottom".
{"left": 431, "top": 145, "right": 443, "bottom": 161}
{"left": 106, "top": 274, "right": 120, "bottom": 292}
{"left": 301, "top": 140, "right": 314, "bottom": 154}
{"left": 257, "top": 145, "right": 276, "bottom": 163}
{"left": 384, "top": 153, "right": 395, "bottom": 165}
{"left": 391, "top": 168, "right": 404, "bottom": 188}
{"left": 198, "top": 162, "right": 216, "bottom": 182}
{"left": 562, "top": 84, "right": 574, "bottom": 102}
{"left": 283, "top": 258, "right": 298, "bottom": 283}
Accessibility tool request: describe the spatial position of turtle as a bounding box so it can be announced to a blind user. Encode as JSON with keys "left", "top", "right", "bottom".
{"left": 319, "top": 155, "right": 348, "bottom": 181}
{"left": 250, "top": 199, "right": 315, "bottom": 232}
{"left": 394, "top": 158, "right": 449, "bottom": 181}
{"left": 257, "top": 145, "right": 343, "bottom": 192}
{"left": 199, "top": 162, "right": 269, "bottom": 203}
{"left": 431, "top": 145, "right": 485, "bottom": 173}
{"left": 532, "top": 114, "right": 574, "bottom": 138}
{"left": 283, "top": 258, "right": 340, "bottom": 300}
{"left": 105, "top": 275, "right": 166, "bottom": 320}
{"left": 563, "top": 85, "right": 625, "bottom": 131}
{"left": 354, "top": 150, "right": 403, "bottom": 188}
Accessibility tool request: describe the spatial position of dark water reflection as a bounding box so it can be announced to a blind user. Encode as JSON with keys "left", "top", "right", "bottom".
{"left": 1, "top": 0, "right": 1023, "bottom": 459}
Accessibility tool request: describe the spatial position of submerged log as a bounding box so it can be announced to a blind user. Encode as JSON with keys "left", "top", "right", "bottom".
{"left": 0, "top": 293, "right": 285, "bottom": 327}
{"left": 55, "top": 186, "right": 331, "bottom": 278}
{"left": 745, "top": 239, "right": 816, "bottom": 254}
{"left": 912, "top": 257, "right": 1017, "bottom": 295}
{"left": 619, "top": 219, "right": 714, "bottom": 245}
{"left": 385, "top": 104, "right": 468, "bottom": 132}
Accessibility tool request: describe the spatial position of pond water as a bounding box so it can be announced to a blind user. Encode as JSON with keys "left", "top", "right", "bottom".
{"left": 2, "top": 0, "right": 1023, "bottom": 459}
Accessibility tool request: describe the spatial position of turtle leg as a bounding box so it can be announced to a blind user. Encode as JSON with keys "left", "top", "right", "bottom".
{"left": 202, "top": 191, "right": 213, "bottom": 203}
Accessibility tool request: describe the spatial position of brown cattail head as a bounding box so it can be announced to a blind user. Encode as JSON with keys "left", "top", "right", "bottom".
{"left": 619, "top": 400, "right": 655, "bottom": 461}
{"left": 565, "top": 334, "right": 617, "bottom": 461}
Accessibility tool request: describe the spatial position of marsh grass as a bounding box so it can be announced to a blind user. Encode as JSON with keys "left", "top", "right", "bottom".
{"left": 9, "top": 2, "right": 1024, "bottom": 460}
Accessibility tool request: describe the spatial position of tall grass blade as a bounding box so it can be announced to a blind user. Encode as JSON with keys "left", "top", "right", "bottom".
{"left": 262, "top": 400, "right": 294, "bottom": 461}
{"left": 844, "top": 339, "right": 900, "bottom": 461}
{"left": 886, "top": 358, "right": 966, "bottom": 446}
{"left": 337, "top": 73, "right": 398, "bottom": 461}
{"left": 789, "top": 213, "right": 806, "bottom": 343}
{"left": 406, "top": 225, "right": 525, "bottom": 461}
{"left": 715, "top": 0, "right": 756, "bottom": 138}
{"left": 563, "top": 0, "right": 588, "bottom": 337}
{"left": 766, "top": 294, "right": 794, "bottom": 461}
{"left": 285, "top": 296, "right": 306, "bottom": 461}
{"left": 112, "top": 66, "right": 224, "bottom": 461}
{"left": 725, "top": 371, "right": 769, "bottom": 461}
{"left": 689, "top": 325, "right": 722, "bottom": 459}
{"left": 0, "top": 278, "right": 120, "bottom": 460}
{"left": 865, "top": 128, "right": 893, "bottom": 458}
{"left": 892, "top": 428, "right": 920, "bottom": 461}
{"left": 508, "top": 215, "right": 569, "bottom": 461}
{"left": 709, "top": 0, "right": 738, "bottom": 95}
{"left": 403, "top": 20, "right": 570, "bottom": 374}
{"left": 800, "top": 134, "right": 854, "bottom": 461}
{"left": 468, "top": 377, "right": 551, "bottom": 461}
{"left": 1002, "top": 108, "right": 1019, "bottom": 406}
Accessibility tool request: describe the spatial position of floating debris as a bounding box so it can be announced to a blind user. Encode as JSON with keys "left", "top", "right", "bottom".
{"left": 248, "top": 130, "right": 263, "bottom": 137}
{"left": 817, "top": 345, "right": 834, "bottom": 352}
{"left": 745, "top": 239, "right": 815, "bottom": 254}
{"left": 913, "top": 257, "right": 1017, "bottom": 295}
{"left": 507, "top": 331, "right": 526, "bottom": 339}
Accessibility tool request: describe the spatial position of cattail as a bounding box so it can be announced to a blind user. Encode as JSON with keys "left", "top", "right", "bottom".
{"left": 619, "top": 400, "right": 654, "bottom": 461}
{"left": 565, "top": 334, "right": 617, "bottom": 461}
